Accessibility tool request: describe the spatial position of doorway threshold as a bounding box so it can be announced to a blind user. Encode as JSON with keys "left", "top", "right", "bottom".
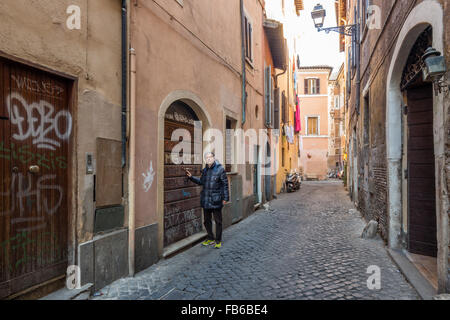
{"left": 162, "top": 231, "right": 207, "bottom": 259}
{"left": 387, "top": 248, "right": 437, "bottom": 300}
{"left": 404, "top": 251, "right": 438, "bottom": 291}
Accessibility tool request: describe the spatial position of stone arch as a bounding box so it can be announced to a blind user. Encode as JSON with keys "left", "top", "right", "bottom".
{"left": 156, "top": 90, "right": 212, "bottom": 254}
{"left": 385, "top": 0, "right": 444, "bottom": 251}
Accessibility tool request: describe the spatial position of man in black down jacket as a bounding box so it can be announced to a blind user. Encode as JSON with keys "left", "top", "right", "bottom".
{"left": 185, "top": 152, "right": 229, "bottom": 249}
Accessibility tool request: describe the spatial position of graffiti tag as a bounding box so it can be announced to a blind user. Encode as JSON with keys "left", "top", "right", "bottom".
{"left": 0, "top": 173, "right": 64, "bottom": 219}
{"left": 11, "top": 75, "right": 64, "bottom": 98}
{"left": 0, "top": 141, "right": 68, "bottom": 169}
{"left": 0, "top": 231, "right": 61, "bottom": 271}
{"left": 7, "top": 92, "right": 73, "bottom": 150}
{"left": 142, "top": 161, "right": 155, "bottom": 192}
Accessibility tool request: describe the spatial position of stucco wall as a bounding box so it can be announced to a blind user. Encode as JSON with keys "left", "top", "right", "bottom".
{"left": 296, "top": 69, "right": 331, "bottom": 179}
{"left": 0, "top": 0, "right": 123, "bottom": 247}
{"left": 130, "top": 0, "right": 265, "bottom": 255}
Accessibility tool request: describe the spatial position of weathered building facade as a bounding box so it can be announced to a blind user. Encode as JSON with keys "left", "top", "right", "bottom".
{"left": 265, "top": 0, "right": 303, "bottom": 194}
{"left": 339, "top": 0, "right": 449, "bottom": 293}
{"left": 328, "top": 63, "right": 346, "bottom": 175}
{"left": 127, "top": 0, "right": 284, "bottom": 276}
{"left": 0, "top": 0, "right": 302, "bottom": 298}
{"left": 298, "top": 66, "right": 332, "bottom": 180}
{"left": 0, "top": 0, "right": 126, "bottom": 298}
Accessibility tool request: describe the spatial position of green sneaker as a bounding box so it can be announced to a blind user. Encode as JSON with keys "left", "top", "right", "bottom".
{"left": 202, "top": 239, "right": 215, "bottom": 246}
{"left": 214, "top": 242, "right": 222, "bottom": 249}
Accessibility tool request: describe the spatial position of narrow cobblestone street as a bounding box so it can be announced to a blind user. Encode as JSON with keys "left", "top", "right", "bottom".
{"left": 93, "top": 181, "right": 419, "bottom": 300}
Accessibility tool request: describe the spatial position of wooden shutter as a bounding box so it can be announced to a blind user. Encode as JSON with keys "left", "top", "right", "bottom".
{"left": 265, "top": 66, "right": 271, "bottom": 127}
{"left": 308, "top": 117, "right": 318, "bottom": 135}
{"left": 269, "top": 70, "right": 274, "bottom": 127}
{"left": 264, "top": 66, "right": 268, "bottom": 125}
{"left": 347, "top": 50, "right": 352, "bottom": 95}
{"left": 316, "top": 79, "right": 321, "bottom": 94}
{"left": 245, "top": 17, "right": 249, "bottom": 59}
{"left": 304, "top": 79, "right": 309, "bottom": 94}
{"left": 281, "top": 91, "right": 286, "bottom": 123}
{"left": 249, "top": 24, "right": 253, "bottom": 61}
{"left": 274, "top": 88, "right": 280, "bottom": 129}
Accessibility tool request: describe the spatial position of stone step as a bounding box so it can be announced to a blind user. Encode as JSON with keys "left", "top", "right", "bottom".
{"left": 40, "top": 283, "right": 93, "bottom": 300}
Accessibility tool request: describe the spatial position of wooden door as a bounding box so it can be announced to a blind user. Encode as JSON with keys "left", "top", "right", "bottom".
{"left": 0, "top": 58, "right": 71, "bottom": 298}
{"left": 163, "top": 102, "right": 203, "bottom": 247}
{"left": 407, "top": 83, "right": 437, "bottom": 257}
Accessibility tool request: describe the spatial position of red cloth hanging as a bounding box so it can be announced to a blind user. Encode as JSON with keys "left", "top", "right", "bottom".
{"left": 295, "top": 97, "right": 301, "bottom": 132}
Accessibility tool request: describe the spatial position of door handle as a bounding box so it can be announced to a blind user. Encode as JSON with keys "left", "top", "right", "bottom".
{"left": 12, "top": 166, "right": 19, "bottom": 173}
{"left": 29, "top": 165, "right": 40, "bottom": 174}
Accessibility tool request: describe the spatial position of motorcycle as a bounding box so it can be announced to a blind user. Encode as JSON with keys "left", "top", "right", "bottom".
{"left": 285, "top": 170, "right": 301, "bottom": 193}
{"left": 328, "top": 171, "right": 338, "bottom": 179}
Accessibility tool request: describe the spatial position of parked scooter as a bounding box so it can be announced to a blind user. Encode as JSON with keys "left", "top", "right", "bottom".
{"left": 285, "top": 169, "right": 301, "bottom": 193}
{"left": 327, "top": 170, "right": 338, "bottom": 179}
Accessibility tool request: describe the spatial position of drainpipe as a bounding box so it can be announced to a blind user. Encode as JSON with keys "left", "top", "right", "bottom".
{"left": 240, "top": 0, "right": 246, "bottom": 125}
{"left": 128, "top": 48, "right": 136, "bottom": 277}
{"left": 122, "top": 0, "right": 128, "bottom": 168}
{"left": 274, "top": 66, "right": 287, "bottom": 88}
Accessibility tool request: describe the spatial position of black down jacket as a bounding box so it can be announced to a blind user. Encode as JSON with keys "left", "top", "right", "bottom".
{"left": 189, "top": 161, "right": 230, "bottom": 209}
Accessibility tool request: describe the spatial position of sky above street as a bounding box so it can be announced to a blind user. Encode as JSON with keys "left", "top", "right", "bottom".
{"left": 292, "top": 0, "right": 345, "bottom": 71}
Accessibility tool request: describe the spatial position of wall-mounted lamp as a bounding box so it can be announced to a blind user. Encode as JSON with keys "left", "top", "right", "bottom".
{"left": 311, "top": 3, "right": 356, "bottom": 36}
{"left": 422, "top": 47, "right": 449, "bottom": 95}
{"left": 311, "top": 3, "right": 326, "bottom": 29}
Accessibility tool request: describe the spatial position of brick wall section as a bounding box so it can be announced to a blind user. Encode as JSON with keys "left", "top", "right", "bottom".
{"left": 345, "top": 0, "right": 450, "bottom": 291}
{"left": 445, "top": 74, "right": 450, "bottom": 292}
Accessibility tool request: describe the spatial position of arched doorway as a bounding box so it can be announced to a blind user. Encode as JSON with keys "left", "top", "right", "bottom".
{"left": 163, "top": 101, "right": 203, "bottom": 247}
{"left": 385, "top": 0, "right": 444, "bottom": 255}
{"left": 385, "top": 0, "right": 448, "bottom": 292}
{"left": 400, "top": 26, "right": 437, "bottom": 257}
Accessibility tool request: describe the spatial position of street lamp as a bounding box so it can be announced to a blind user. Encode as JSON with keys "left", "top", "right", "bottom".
{"left": 311, "top": 2, "right": 361, "bottom": 116}
{"left": 311, "top": 4, "right": 326, "bottom": 29}
{"left": 311, "top": 3, "right": 357, "bottom": 37}
{"left": 422, "top": 47, "right": 449, "bottom": 95}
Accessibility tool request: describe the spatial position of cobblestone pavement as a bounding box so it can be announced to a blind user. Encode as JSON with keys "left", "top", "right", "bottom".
{"left": 93, "top": 181, "right": 419, "bottom": 300}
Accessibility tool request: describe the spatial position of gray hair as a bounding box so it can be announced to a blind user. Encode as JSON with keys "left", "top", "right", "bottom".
{"left": 204, "top": 151, "right": 215, "bottom": 158}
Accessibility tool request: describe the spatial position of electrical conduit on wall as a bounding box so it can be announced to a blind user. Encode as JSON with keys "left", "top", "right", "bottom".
{"left": 128, "top": 47, "right": 136, "bottom": 277}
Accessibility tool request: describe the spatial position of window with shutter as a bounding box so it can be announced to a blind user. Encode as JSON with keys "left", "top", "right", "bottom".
{"left": 264, "top": 65, "right": 272, "bottom": 127}
{"left": 307, "top": 117, "right": 319, "bottom": 135}
{"left": 347, "top": 48, "right": 352, "bottom": 94}
{"left": 249, "top": 24, "right": 252, "bottom": 61}
{"left": 281, "top": 91, "right": 286, "bottom": 123}
{"left": 244, "top": 14, "right": 253, "bottom": 62}
{"left": 274, "top": 88, "right": 280, "bottom": 130}
{"left": 245, "top": 16, "right": 248, "bottom": 55}
{"left": 265, "top": 66, "right": 269, "bottom": 126}
{"left": 351, "top": 7, "right": 356, "bottom": 72}
{"left": 304, "top": 78, "right": 320, "bottom": 95}
{"left": 270, "top": 74, "right": 274, "bottom": 128}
